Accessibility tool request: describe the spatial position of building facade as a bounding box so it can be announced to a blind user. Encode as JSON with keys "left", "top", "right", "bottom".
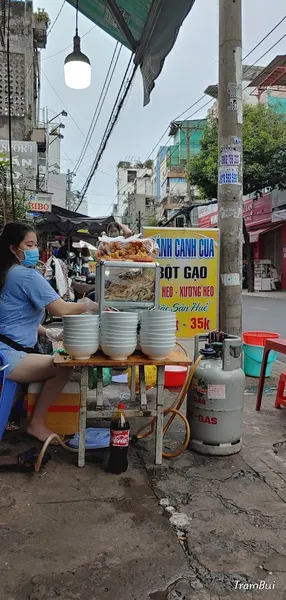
{"left": 0, "top": 2, "right": 87, "bottom": 218}
{"left": 0, "top": 1, "right": 44, "bottom": 141}
{"left": 154, "top": 118, "right": 207, "bottom": 225}
{"left": 115, "top": 160, "right": 153, "bottom": 222}
{"left": 197, "top": 191, "right": 286, "bottom": 289}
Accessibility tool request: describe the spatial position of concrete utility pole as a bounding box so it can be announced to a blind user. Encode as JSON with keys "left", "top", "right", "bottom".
{"left": 218, "top": 0, "right": 243, "bottom": 336}
{"left": 66, "top": 169, "right": 72, "bottom": 210}
{"left": 185, "top": 123, "right": 193, "bottom": 206}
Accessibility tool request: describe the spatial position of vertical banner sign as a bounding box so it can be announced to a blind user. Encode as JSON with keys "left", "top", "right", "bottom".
{"left": 143, "top": 227, "right": 219, "bottom": 338}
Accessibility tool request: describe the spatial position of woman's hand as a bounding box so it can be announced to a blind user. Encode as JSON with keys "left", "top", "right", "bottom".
{"left": 46, "top": 297, "right": 98, "bottom": 317}
{"left": 38, "top": 325, "right": 47, "bottom": 338}
{"left": 77, "top": 297, "right": 98, "bottom": 313}
{"left": 46, "top": 328, "right": 63, "bottom": 342}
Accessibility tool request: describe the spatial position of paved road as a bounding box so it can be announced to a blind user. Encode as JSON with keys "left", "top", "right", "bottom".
{"left": 243, "top": 295, "right": 286, "bottom": 362}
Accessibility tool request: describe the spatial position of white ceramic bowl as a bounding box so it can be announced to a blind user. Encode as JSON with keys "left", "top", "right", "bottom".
{"left": 64, "top": 335, "right": 99, "bottom": 344}
{"left": 140, "top": 311, "right": 175, "bottom": 319}
{"left": 102, "top": 310, "right": 138, "bottom": 317}
{"left": 101, "top": 322, "right": 138, "bottom": 329}
{"left": 101, "top": 332, "right": 137, "bottom": 339}
{"left": 140, "top": 343, "right": 175, "bottom": 360}
{"left": 63, "top": 315, "right": 100, "bottom": 322}
{"left": 140, "top": 330, "right": 176, "bottom": 337}
{"left": 63, "top": 322, "right": 100, "bottom": 328}
{"left": 140, "top": 321, "right": 176, "bottom": 329}
{"left": 102, "top": 313, "right": 138, "bottom": 322}
{"left": 140, "top": 322, "right": 176, "bottom": 329}
{"left": 140, "top": 335, "right": 176, "bottom": 343}
{"left": 101, "top": 328, "right": 138, "bottom": 337}
{"left": 64, "top": 342, "right": 99, "bottom": 359}
{"left": 63, "top": 326, "right": 99, "bottom": 334}
{"left": 101, "top": 341, "right": 136, "bottom": 360}
{"left": 101, "top": 336, "right": 137, "bottom": 344}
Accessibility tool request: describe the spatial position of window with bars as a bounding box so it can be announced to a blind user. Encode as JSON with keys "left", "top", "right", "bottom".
{"left": 0, "top": 51, "right": 25, "bottom": 117}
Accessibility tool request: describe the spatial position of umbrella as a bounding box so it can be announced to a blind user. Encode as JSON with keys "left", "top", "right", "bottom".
{"left": 34, "top": 205, "right": 114, "bottom": 239}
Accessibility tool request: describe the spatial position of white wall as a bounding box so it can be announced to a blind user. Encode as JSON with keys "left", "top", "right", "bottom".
{"left": 116, "top": 166, "right": 153, "bottom": 217}
{"left": 168, "top": 178, "right": 188, "bottom": 197}
{"left": 48, "top": 173, "right": 67, "bottom": 208}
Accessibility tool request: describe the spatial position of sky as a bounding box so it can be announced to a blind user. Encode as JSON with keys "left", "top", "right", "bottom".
{"left": 34, "top": 0, "right": 286, "bottom": 217}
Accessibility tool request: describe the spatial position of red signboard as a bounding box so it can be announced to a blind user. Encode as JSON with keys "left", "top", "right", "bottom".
{"left": 197, "top": 193, "right": 272, "bottom": 229}
{"left": 197, "top": 205, "right": 218, "bottom": 228}
{"left": 243, "top": 193, "right": 272, "bottom": 227}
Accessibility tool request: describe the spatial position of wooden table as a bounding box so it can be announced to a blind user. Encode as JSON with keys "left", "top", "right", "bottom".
{"left": 256, "top": 338, "right": 286, "bottom": 410}
{"left": 54, "top": 349, "right": 192, "bottom": 467}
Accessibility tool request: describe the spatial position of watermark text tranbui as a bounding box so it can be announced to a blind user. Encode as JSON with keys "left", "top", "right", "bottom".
{"left": 234, "top": 580, "right": 275, "bottom": 591}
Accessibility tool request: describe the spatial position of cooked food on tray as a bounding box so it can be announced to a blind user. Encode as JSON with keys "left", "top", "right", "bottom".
{"left": 105, "top": 270, "right": 155, "bottom": 302}
{"left": 97, "top": 235, "right": 158, "bottom": 262}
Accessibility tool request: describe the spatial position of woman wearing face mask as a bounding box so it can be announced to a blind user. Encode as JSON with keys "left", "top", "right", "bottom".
{"left": 0, "top": 222, "right": 98, "bottom": 443}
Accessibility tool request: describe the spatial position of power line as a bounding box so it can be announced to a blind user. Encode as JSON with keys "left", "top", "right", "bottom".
{"left": 47, "top": 1, "right": 65, "bottom": 37}
{"left": 243, "top": 14, "right": 286, "bottom": 60}
{"left": 78, "top": 56, "right": 136, "bottom": 206}
{"left": 42, "top": 24, "right": 96, "bottom": 61}
{"left": 112, "top": 22, "right": 286, "bottom": 210}
{"left": 114, "top": 97, "right": 213, "bottom": 207}
{"left": 76, "top": 56, "right": 137, "bottom": 210}
{"left": 41, "top": 68, "right": 92, "bottom": 143}
{"left": 104, "top": 112, "right": 211, "bottom": 216}
{"left": 22, "top": 3, "right": 66, "bottom": 87}
{"left": 74, "top": 42, "right": 122, "bottom": 174}
{"left": 243, "top": 32, "right": 286, "bottom": 77}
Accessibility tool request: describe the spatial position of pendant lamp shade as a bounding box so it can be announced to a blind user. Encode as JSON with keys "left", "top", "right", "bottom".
{"left": 64, "top": 34, "right": 91, "bottom": 89}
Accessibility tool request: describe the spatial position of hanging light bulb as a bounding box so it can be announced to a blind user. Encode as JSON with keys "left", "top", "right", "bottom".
{"left": 64, "top": 0, "right": 91, "bottom": 90}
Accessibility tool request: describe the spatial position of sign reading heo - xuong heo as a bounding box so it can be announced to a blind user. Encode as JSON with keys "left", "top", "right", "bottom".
{"left": 143, "top": 227, "right": 219, "bottom": 338}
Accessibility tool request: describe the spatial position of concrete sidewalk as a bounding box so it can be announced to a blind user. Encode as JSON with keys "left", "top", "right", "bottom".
{"left": 0, "top": 380, "right": 286, "bottom": 600}
{"left": 243, "top": 290, "right": 286, "bottom": 300}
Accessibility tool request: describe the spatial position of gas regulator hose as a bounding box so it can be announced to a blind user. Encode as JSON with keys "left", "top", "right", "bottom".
{"left": 134, "top": 344, "right": 203, "bottom": 459}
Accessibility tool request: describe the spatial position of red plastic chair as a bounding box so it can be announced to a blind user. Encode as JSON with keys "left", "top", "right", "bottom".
{"left": 275, "top": 372, "right": 286, "bottom": 409}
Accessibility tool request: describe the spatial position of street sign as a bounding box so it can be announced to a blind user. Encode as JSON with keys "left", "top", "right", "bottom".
{"left": 143, "top": 227, "right": 219, "bottom": 338}
{"left": 28, "top": 194, "right": 52, "bottom": 213}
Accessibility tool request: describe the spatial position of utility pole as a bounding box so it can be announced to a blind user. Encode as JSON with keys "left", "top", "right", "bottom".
{"left": 66, "top": 169, "right": 72, "bottom": 210}
{"left": 136, "top": 210, "right": 141, "bottom": 233}
{"left": 185, "top": 123, "right": 191, "bottom": 202}
{"left": 218, "top": 0, "right": 243, "bottom": 336}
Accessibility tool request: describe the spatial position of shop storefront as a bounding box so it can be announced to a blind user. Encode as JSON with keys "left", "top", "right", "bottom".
{"left": 197, "top": 192, "right": 286, "bottom": 289}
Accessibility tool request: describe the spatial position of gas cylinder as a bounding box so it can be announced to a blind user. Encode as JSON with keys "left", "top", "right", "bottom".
{"left": 187, "top": 332, "right": 245, "bottom": 456}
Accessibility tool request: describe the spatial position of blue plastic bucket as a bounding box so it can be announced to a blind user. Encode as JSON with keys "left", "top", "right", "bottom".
{"left": 242, "top": 343, "right": 278, "bottom": 378}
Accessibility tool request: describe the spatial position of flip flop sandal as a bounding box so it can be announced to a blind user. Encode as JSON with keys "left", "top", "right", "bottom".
{"left": 5, "top": 422, "right": 20, "bottom": 432}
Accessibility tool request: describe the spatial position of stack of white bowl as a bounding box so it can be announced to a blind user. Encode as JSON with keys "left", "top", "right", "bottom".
{"left": 101, "top": 311, "right": 138, "bottom": 360}
{"left": 63, "top": 315, "right": 100, "bottom": 359}
{"left": 139, "top": 310, "right": 176, "bottom": 360}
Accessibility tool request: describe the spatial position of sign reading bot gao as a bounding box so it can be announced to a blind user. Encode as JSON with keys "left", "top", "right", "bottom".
{"left": 143, "top": 227, "right": 219, "bottom": 338}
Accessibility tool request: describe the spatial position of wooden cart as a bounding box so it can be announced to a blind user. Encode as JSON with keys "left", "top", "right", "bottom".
{"left": 54, "top": 349, "right": 192, "bottom": 467}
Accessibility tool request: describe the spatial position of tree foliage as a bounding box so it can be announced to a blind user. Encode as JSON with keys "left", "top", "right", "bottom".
{"left": 0, "top": 154, "right": 29, "bottom": 225}
{"left": 188, "top": 103, "right": 286, "bottom": 198}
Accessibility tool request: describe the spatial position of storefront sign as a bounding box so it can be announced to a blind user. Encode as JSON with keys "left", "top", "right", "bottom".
{"left": 0, "top": 139, "right": 38, "bottom": 190}
{"left": 28, "top": 194, "right": 52, "bottom": 213}
{"left": 198, "top": 204, "right": 218, "bottom": 228}
{"left": 143, "top": 227, "right": 219, "bottom": 338}
{"left": 198, "top": 193, "right": 272, "bottom": 229}
{"left": 244, "top": 193, "right": 272, "bottom": 227}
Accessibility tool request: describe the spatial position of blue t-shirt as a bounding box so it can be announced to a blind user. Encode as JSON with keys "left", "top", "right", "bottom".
{"left": 0, "top": 265, "right": 59, "bottom": 348}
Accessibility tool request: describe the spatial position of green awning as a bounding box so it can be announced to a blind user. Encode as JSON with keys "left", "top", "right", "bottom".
{"left": 66, "top": 0, "right": 196, "bottom": 105}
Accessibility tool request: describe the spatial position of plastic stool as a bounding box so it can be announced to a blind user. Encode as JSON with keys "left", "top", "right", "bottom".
{"left": 275, "top": 372, "right": 286, "bottom": 408}
{"left": 0, "top": 351, "right": 18, "bottom": 439}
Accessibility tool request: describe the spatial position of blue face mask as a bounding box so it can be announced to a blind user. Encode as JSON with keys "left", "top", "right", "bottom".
{"left": 19, "top": 248, "right": 40, "bottom": 267}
